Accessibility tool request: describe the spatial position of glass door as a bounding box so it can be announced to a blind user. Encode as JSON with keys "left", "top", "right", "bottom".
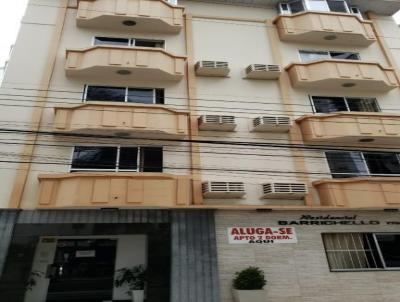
{"left": 46, "top": 239, "right": 117, "bottom": 302}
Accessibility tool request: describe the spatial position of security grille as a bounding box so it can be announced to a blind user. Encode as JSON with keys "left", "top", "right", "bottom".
{"left": 202, "top": 181, "right": 245, "bottom": 198}
{"left": 198, "top": 115, "right": 236, "bottom": 131}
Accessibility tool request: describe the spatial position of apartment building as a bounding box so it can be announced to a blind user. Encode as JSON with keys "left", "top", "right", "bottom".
{"left": 0, "top": 0, "right": 399, "bottom": 301}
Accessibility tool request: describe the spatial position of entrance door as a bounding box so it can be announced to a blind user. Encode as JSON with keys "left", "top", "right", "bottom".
{"left": 46, "top": 239, "right": 117, "bottom": 302}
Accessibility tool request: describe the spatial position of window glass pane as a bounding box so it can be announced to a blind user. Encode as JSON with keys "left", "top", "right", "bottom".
{"left": 346, "top": 98, "right": 380, "bottom": 112}
{"left": 94, "top": 37, "right": 129, "bottom": 46}
{"left": 363, "top": 153, "right": 400, "bottom": 175}
{"left": 307, "top": 0, "right": 330, "bottom": 11}
{"left": 127, "top": 89, "right": 154, "bottom": 104}
{"left": 313, "top": 96, "right": 347, "bottom": 113}
{"left": 71, "top": 147, "right": 117, "bottom": 170}
{"left": 141, "top": 147, "right": 163, "bottom": 172}
{"left": 134, "top": 39, "right": 164, "bottom": 48}
{"left": 327, "top": 0, "right": 348, "bottom": 12}
{"left": 155, "top": 89, "right": 165, "bottom": 104}
{"left": 322, "top": 233, "right": 383, "bottom": 271}
{"left": 86, "top": 86, "right": 126, "bottom": 102}
{"left": 330, "top": 51, "right": 359, "bottom": 60}
{"left": 326, "top": 152, "right": 368, "bottom": 178}
{"left": 289, "top": 0, "right": 305, "bottom": 13}
{"left": 119, "top": 147, "right": 138, "bottom": 170}
{"left": 375, "top": 234, "right": 400, "bottom": 268}
{"left": 299, "top": 50, "right": 330, "bottom": 62}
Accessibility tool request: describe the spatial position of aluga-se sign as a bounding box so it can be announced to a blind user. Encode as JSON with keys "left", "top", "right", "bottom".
{"left": 228, "top": 227, "right": 297, "bottom": 244}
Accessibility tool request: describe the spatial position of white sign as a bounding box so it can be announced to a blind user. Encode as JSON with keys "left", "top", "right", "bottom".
{"left": 227, "top": 227, "right": 297, "bottom": 244}
{"left": 75, "top": 250, "right": 96, "bottom": 258}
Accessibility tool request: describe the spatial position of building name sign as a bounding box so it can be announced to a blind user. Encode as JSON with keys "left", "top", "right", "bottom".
{"left": 227, "top": 227, "right": 297, "bottom": 244}
{"left": 278, "top": 214, "right": 400, "bottom": 226}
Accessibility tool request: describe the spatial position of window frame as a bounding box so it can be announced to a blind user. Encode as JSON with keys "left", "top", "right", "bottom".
{"left": 322, "top": 232, "right": 400, "bottom": 272}
{"left": 325, "top": 151, "right": 400, "bottom": 178}
{"left": 83, "top": 85, "right": 164, "bottom": 105}
{"left": 69, "top": 146, "right": 163, "bottom": 173}
{"left": 93, "top": 36, "right": 166, "bottom": 49}
{"left": 279, "top": 0, "right": 354, "bottom": 14}
{"left": 310, "top": 96, "right": 381, "bottom": 114}
{"left": 298, "top": 49, "right": 360, "bottom": 62}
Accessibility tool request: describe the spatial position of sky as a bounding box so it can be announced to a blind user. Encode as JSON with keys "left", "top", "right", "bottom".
{"left": 0, "top": 1, "right": 399, "bottom": 66}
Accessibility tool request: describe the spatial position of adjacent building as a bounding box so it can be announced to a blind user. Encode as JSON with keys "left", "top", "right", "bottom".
{"left": 0, "top": 0, "right": 399, "bottom": 301}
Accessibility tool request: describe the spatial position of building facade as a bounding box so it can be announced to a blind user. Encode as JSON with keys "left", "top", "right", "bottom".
{"left": 0, "top": 0, "right": 399, "bottom": 301}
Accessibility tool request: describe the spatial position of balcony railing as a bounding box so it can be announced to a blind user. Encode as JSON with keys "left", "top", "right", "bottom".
{"left": 296, "top": 112, "right": 400, "bottom": 146}
{"left": 285, "top": 60, "right": 398, "bottom": 92}
{"left": 54, "top": 102, "right": 189, "bottom": 138}
{"left": 274, "top": 12, "right": 376, "bottom": 46}
{"left": 77, "top": 0, "right": 184, "bottom": 33}
{"left": 314, "top": 177, "right": 400, "bottom": 208}
{"left": 65, "top": 46, "right": 186, "bottom": 82}
{"left": 37, "top": 173, "right": 192, "bottom": 208}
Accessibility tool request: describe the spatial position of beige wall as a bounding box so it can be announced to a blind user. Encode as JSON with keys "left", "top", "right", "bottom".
{"left": 1, "top": 0, "right": 400, "bottom": 209}
{"left": 216, "top": 210, "right": 400, "bottom": 302}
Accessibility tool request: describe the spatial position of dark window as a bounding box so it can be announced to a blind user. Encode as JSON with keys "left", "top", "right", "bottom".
{"left": 86, "top": 86, "right": 126, "bottom": 102}
{"left": 346, "top": 98, "right": 380, "bottom": 112}
{"left": 313, "top": 96, "right": 347, "bottom": 113}
{"left": 94, "top": 37, "right": 129, "bottom": 46}
{"left": 363, "top": 153, "right": 400, "bottom": 175}
{"left": 312, "top": 96, "right": 379, "bottom": 113}
{"left": 289, "top": 0, "right": 305, "bottom": 13}
{"left": 326, "top": 152, "right": 368, "bottom": 178}
{"left": 134, "top": 39, "right": 164, "bottom": 48}
{"left": 330, "top": 51, "right": 359, "bottom": 60}
{"left": 141, "top": 147, "right": 163, "bottom": 172}
{"left": 127, "top": 88, "right": 155, "bottom": 104}
{"left": 327, "top": 0, "right": 348, "bottom": 12}
{"left": 71, "top": 147, "right": 117, "bottom": 171}
{"left": 155, "top": 89, "right": 165, "bottom": 104}
{"left": 375, "top": 234, "right": 400, "bottom": 268}
{"left": 71, "top": 147, "right": 163, "bottom": 172}
{"left": 119, "top": 147, "right": 138, "bottom": 170}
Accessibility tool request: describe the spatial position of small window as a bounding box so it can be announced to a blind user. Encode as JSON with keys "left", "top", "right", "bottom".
{"left": 279, "top": 3, "right": 291, "bottom": 14}
{"left": 306, "top": 0, "right": 330, "bottom": 11}
{"left": 312, "top": 96, "right": 380, "bottom": 113}
{"left": 326, "top": 151, "right": 368, "bottom": 178}
{"left": 94, "top": 37, "right": 130, "bottom": 47}
{"left": 133, "top": 39, "right": 164, "bottom": 48}
{"left": 350, "top": 6, "right": 363, "bottom": 19}
{"left": 326, "top": 0, "right": 348, "bottom": 12}
{"left": 289, "top": 0, "right": 305, "bottom": 13}
{"left": 86, "top": 86, "right": 126, "bottom": 102}
{"left": 299, "top": 50, "right": 360, "bottom": 62}
{"left": 299, "top": 50, "right": 330, "bottom": 62}
{"left": 325, "top": 151, "right": 400, "bottom": 178}
{"left": 85, "top": 86, "right": 165, "bottom": 104}
{"left": 71, "top": 146, "right": 163, "bottom": 172}
{"left": 375, "top": 234, "right": 400, "bottom": 268}
{"left": 329, "top": 51, "right": 359, "bottom": 60}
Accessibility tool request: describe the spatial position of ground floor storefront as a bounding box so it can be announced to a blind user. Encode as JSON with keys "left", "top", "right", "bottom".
{"left": 0, "top": 210, "right": 219, "bottom": 302}
{"left": 215, "top": 210, "right": 400, "bottom": 302}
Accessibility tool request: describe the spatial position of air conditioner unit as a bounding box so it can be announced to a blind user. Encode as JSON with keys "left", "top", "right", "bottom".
{"left": 202, "top": 181, "right": 245, "bottom": 198}
{"left": 245, "top": 64, "right": 281, "bottom": 80}
{"left": 195, "top": 61, "right": 230, "bottom": 77}
{"left": 262, "top": 183, "right": 308, "bottom": 199}
{"left": 252, "top": 116, "right": 292, "bottom": 132}
{"left": 198, "top": 115, "right": 236, "bottom": 131}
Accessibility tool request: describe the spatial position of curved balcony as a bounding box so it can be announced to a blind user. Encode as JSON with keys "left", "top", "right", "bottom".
{"left": 65, "top": 46, "right": 186, "bottom": 82}
{"left": 285, "top": 60, "right": 398, "bottom": 92}
{"left": 274, "top": 12, "right": 376, "bottom": 46}
{"left": 37, "top": 173, "right": 192, "bottom": 209}
{"left": 53, "top": 102, "right": 189, "bottom": 138}
{"left": 77, "top": 0, "right": 184, "bottom": 33}
{"left": 297, "top": 112, "right": 400, "bottom": 146}
{"left": 314, "top": 177, "right": 400, "bottom": 208}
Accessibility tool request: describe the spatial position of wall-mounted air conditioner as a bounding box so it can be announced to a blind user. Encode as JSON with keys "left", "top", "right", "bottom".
{"left": 245, "top": 64, "right": 281, "bottom": 80}
{"left": 198, "top": 115, "right": 236, "bottom": 131}
{"left": 262, "top": 183, "right": 308, "bottom": 199}
{"left": 195, "top": 61, "right": 230, "bottom": 77}
{"left": 202, "top": 181, "right": 245, "bottom": 198}
{"left": 252, "top": 116, "right": 291, "bottom": 132}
